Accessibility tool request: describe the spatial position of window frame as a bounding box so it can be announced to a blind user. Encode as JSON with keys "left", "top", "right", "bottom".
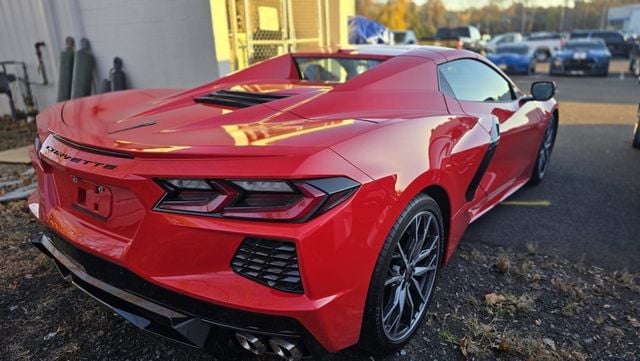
{"left": 436, "top": 58, "right": 518, "bottom": 104}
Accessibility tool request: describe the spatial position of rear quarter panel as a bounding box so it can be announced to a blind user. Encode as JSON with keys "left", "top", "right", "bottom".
{"left": 331, "top": 114, "right": 493, "bottom": 263}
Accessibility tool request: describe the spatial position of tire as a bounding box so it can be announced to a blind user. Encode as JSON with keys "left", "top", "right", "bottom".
{"left": 633, "top": 119, "right": 640, "bottom": 149}
{"left": 529, "top": 114, "right": 558, "bottom": 185}
{"left": 535, "top": 49, "right": 549, "bottom": 62}
{"left": 528, "top": 63, "right": 535, "bottom": 75}
{"left": 359, "top": 194, "right": 444, "bottom": 355}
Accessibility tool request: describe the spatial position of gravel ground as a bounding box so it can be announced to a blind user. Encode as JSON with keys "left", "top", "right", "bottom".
{"left": 0, "top": 116, "right": 35, "bottom": 152}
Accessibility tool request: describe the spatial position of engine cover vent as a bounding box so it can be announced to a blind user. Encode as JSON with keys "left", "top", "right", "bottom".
{"left": 194, "top": 90, "right": 290, "bottom": 108}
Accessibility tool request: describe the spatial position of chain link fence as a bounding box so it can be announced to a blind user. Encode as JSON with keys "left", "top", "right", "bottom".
{"left": 227, "top": 0, "right": 327, "bottom": 70}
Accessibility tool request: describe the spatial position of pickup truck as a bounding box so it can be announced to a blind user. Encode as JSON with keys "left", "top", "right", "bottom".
{"left": 522, "top": 32, "right": 565, "bottom": 62}
{"left": 392, "top": 30, "right": 417, "bottom": 45}
{"left": 486, "top": 32, "right": 523, "bottom": 53}
{"left": 421, "top": 26, "right": 486, "bottom": 54}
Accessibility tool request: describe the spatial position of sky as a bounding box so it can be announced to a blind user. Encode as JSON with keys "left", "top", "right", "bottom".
{"left": 412, "top": 0, "right": 575, "bottom": 11}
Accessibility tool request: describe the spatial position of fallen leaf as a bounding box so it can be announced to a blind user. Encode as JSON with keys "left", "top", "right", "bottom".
{"left": 543, "top": 338, "right": 556, "bottom": 351}
{"left": 459, "top": 336, "right": 470, "bottom": 359}
{"left": 604, "top": 326, "right": 625, "bottom": 338}
{"left": 480, "top": 323, "right": 494, "bottom": 333}
{"left": 628, "top": 316, "right": 640, "bottom": 328}
{"left": 485, "top": 292, "right": 507, "bottom": 306}
{"left": 497, "top": 339, "right": 513, "bottom": 353}
{"left": 495, "top": 254, "right": 511, "bottom": 273}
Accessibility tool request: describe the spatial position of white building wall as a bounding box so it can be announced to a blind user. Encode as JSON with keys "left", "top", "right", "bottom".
{"left": 608, "top": 4, "right": 640, "bottom": 33}
{"left": 0, "top": 0, "right": 222, "bottom": 116}
{"left": 0, "top": 0, "right": 59, "bottom": 115}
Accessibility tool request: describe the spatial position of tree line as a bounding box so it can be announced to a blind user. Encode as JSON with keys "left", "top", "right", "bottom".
{"left": 356, "top": 0, "right": 640, "bottom": 37}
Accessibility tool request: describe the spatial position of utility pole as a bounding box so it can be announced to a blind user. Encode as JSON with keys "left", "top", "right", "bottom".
{"left": 600, "top": 3, "right": 607, "bottom": 30}
{"left": 559, "top": 0, "right": 568, "bottom": 32}
{"left": 520, "top": 0, "right": 527, "bottom": 33}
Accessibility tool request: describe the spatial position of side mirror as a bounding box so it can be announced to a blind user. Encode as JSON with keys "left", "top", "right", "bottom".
{"left": 530, "top": 81, "right": 556, "bottom": 101}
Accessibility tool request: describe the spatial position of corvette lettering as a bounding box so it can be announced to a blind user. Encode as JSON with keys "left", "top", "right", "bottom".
{"left": 43, "top": 145, "right": 117, "bottom": 170}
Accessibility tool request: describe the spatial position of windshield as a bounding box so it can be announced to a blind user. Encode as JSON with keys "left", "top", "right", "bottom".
{"left": 436, "top": 27, "right": 470, "bottom": 38}
{"left": 295, "top": 57, "right": 383, "bottom": 83}
{"left": 564, "top": 42, "right": 605, "bottom": 51}
{"left": 570, "top": 32, "right": 589, "bottom": 39}
{"left": 394, "top": 32, "right": 406, "bottom": 43}
{"left": 497, "top": 46, "right": 529, "bottom": 55}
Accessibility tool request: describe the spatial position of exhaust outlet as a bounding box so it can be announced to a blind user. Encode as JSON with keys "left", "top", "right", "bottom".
{"left": 268, "top": 337, "right": 303, "bottom": 361}
{"left": 234, "top": 332, "right": 268, "bottom": 355}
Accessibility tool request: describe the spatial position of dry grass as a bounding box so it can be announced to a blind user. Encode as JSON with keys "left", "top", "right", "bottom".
{"left": 558, "top": 101, "right": 637, "bottom": 125}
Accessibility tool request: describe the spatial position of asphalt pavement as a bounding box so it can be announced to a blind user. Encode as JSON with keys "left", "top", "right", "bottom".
{"left": 461, "top": 72, "right": 640, "bottom": 272}
{"left": 512, "top": 72, "right": 638, "bottom": 104}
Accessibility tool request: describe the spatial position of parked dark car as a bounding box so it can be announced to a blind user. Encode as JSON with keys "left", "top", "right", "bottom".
{"left": 423, "top": 26, "right": 487, "bottom": 54}
{"left": 570, "top": 30, "right": 633, "bottom": 57}
{"left": 550, "top": 39, "right": 611, "bottom": 77}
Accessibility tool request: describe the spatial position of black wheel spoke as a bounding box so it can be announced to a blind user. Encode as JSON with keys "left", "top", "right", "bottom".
{"left": 414, "top": 254, "right": 438, "bottom": 277}
{"left": 411, "top": 276, "right": 427, "bottom": 302}
{"left": 396, "top": 242, "right": 410, "bottom": 268}
{"left": 414, "top": 235, "right": 438, "bottom": 265}
{"left": 405, "top": 286, "right": 415, "bottom": 323}
{"left": 410, "top": 215, "right": 432, "bottom": 262}
{"left": 383, "top": 285, "right": 403, "bottom": 323}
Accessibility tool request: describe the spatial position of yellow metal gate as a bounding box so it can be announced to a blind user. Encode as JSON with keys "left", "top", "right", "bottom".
{"left": 227, "top": 0, "right": 328, "bottom": 70}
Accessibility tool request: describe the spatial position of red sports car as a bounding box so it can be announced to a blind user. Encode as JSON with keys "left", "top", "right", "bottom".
{"left": 28, "top": 46, "right": 557, "bottom": 360}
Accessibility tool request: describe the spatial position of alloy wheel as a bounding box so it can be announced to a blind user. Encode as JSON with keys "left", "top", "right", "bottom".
{"left": 381, "top": 211, "right": 440, "bottom": 341}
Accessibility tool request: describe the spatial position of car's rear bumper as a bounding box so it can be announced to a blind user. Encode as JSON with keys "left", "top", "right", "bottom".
{"left": 550, "top": 61, "right": 609, "bottom": 75}
{"left": 28, "top": 134, "right": 395, "bottom": 355}
{"left": 32, "top": 231, "right": 328, "bottom": 359}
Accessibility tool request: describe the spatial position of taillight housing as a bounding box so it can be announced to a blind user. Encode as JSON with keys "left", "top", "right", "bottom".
{"left": 154, "top": 177, "right": 359, "bottom": 222}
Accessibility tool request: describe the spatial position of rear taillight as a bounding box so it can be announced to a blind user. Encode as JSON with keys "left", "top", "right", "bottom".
{"left": 154, "top": 177, "right": 359, "bottom": 222}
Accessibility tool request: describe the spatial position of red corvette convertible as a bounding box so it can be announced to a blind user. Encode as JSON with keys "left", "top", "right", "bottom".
{"left": 29, "top": 46, "right": 557, "bottom": 360}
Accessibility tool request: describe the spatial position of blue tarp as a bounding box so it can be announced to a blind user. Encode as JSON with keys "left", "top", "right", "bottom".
{"left": 348, "top": 16, "right": 392, "bottom": 45}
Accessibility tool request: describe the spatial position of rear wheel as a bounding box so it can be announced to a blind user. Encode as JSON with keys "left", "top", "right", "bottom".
{"left": 359, "top": 194, "right": 444, "bottom": 355}
{"left": 529, "top": 114, "right": 558, "bottom": 185}
{"left": 535, "top": 49, "right": 549, "bottom": 62}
